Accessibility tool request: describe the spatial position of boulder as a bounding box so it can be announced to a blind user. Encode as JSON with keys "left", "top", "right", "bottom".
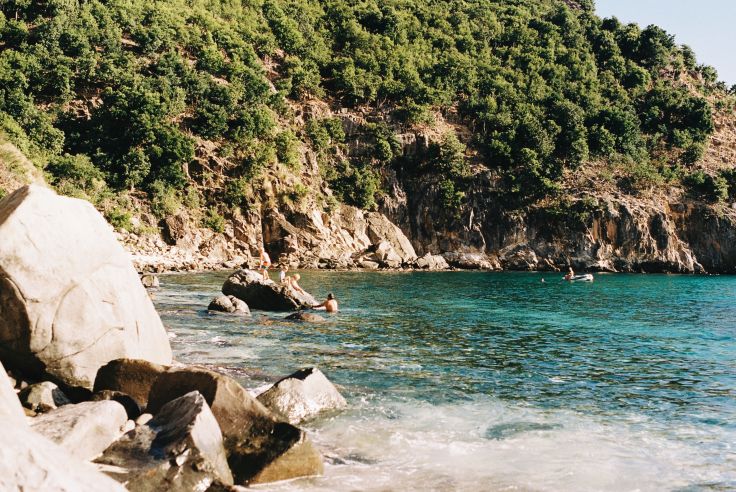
{"left": 18, "top": 381, "right": 71, "bottom": 412}
{"left": 208, "top": 295, "right": 251, "bottom": 315}
{"left": 442, "top": 251, "right": 494, "bottom": 270}
{"left": 147, "top": 366, "right": 323, "bottom": 485}
{"left": 284, "top": 312, "right": 326, "bottom": 323}
{"left": 365, "top": 212, "right": 417, "bottom": 263}
{"left": 91, "top": 390, "right": 142, "bottom": 420}
{"left": 416, "top": 253, "right": 450, "bottom": 270}
{"left": 0, "top": 361, "right": 26, "bottom": 427}
{"left": 93, "top": 358, "right": 169, "bottom": 411}
{"left": 257, "top": 368, "right": 347, "bottom": 424}
{"left": 30, "top": 400, "right": 128, "bottom": 461}
{"left": 0, "top": 426, "right": 127, "bottom": 492}
{"left": 222, "top": 269, "right": 317, "bottom": 311}
{"left": 96, "top": 391, "right": 233, "bottom": 491}
{"left": 0, "top": 186, "right": 173, "bottom": 390}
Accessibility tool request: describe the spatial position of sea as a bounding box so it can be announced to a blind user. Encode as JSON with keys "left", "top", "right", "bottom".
{"left": 154, "top": 271, "right": 736, "bottom": 491}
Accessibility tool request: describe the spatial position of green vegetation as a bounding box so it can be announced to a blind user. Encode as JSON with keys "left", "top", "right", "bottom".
{"left": 0, "top": 0, "right": 728, "bottom": 222}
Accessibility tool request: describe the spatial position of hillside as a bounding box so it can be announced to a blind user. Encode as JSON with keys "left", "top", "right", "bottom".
{"left": 0, "top": 0, "right": 735, "bottom": 272}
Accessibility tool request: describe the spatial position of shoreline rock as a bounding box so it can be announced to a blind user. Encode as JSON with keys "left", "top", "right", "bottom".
{"left": 222, "top": 269, "right": 318, "bottom": 311}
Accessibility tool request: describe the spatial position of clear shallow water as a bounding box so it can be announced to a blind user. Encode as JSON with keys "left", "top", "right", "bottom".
{"left": 155, "top": 271, "right": 736, "bottom": 491}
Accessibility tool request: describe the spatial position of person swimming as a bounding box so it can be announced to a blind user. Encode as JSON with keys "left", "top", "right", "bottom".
{"left": 313, "top": 293, "right": 338, "bottom": 313}
{"left": 564, "top": 267, "right": 574, "bottom": 281}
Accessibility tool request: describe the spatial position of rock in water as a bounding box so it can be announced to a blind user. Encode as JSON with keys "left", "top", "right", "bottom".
{"left": 18, "top": 381, "right": 71, "bottom": 412}
{"left": 284, "top": 312, "right": 326, "bottom": 323}
{"left": 96, "top": 391, "right": 233, "bottom": 491}
{"left": 257, "top": 368, "right": 347, "bottom": 424}
{"left": 0, "top": 186, "right": 172, "bottom": 390}
{"left": 222, "top": 269, "right": 317, "bottom": 311}
{"left": 147, "top": 366, "right": 323, "bottom": 485}
{"left": 208, "top": 295, "right": 251, "bottom": 315}
{"left": 94, "top": 358, "right": 169, "bottom": 411}
{"left": 30, "top": 400, "right": 129, "bottom": 461}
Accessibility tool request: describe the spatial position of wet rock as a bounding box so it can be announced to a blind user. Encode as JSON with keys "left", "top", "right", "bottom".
{"left": 209, "top": 295, "right": 251, "bottom": 315}
{"left": 257, "top": 368, "right": 347, "bottom": 424}
{"left": 0, "top": 185, "right": 173, "bottom": 390}
{"left": 96, "top": 391, "right": 233, "bottom": 491}
{"left": 147, "top": 366, "right": 323, "bottom": 485}
{"left": 222, "top": 269, "right": 317, "bottom": 311}
{"left": 140, "top": 274, "right": 160, "bottom": 288}
{"left": 94, "top": 358, "right": 169, "bottom": 411}
{"left": 31, "top": 400, "right": 128, "bottom": 461}
{"left": 91, "top": 390, "right": 142, "bottom": 420}
{"left": 18, "top": 381, "right": 71, "bottom": 413}
{"left": 284, "top": 312, "right": 326, "bottom": 323}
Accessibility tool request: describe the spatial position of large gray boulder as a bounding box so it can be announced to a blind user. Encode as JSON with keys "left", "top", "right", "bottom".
{"left": 96, "top": 391, "right": 233, "bottom": 491}
{"left": 0, "top": 186, "right": 173, "bottom": 390}
{"left": 94, "top": 358, "right": 169, "bottom": 411}
{"left": 0, "top": 362, "right": 125, "bottom": 491}
{"left": 222, "top": 269, "right": 317, "bottom": 311}
{"left": 208, "top": 295, "right": 251, "bottom": 315}
{"left": 147, "top": 366, "right": 323, "bottom": 485}
{"left": 257, "top": 368, "right": 347, "bottom": 424}
{"left": 31, "top": 400, "right": 129, "bottom": 461}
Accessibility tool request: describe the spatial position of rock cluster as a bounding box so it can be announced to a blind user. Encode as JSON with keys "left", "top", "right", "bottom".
{"left": 222, "top": 269, "right": 317, "bottom": 311}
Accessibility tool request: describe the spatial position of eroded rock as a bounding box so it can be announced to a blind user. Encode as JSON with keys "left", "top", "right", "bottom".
{"left": 96, "top": 391, "right": 233, "bottom": 491}
{"left": 257, "top": 368, "right": 347, "bottom": 424}
{"left": 30, "top": 400, "right": 128, "bottom": 461}
{"left": 222, "top": 269, "right": 317, "bottom": 311}
{"left": 147, "top": 366, "right": 323, "bottom": 485}
{"left": 0, "top": 186, "right": 173, "bottom": 390}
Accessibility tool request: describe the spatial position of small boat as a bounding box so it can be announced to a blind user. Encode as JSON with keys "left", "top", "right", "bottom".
{"left": 565, "top": 274, "right": 594, "bottom": 282}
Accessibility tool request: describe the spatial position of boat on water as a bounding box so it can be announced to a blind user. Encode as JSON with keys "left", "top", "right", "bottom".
{"left": 565, "top": 273, "right": 594, "bottom": 282}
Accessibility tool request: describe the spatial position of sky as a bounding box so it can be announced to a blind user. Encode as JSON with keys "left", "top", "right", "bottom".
{"left": 595, "top": 0, "right": 736, "bottom": 86}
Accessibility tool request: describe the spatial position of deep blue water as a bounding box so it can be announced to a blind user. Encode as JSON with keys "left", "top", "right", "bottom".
{"left": 155, "top": 271, "right": 736, "bottom": 491}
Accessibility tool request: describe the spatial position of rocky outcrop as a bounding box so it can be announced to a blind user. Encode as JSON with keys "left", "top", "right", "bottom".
{"left": 18, "top": 381, "right": 71, "bottom": 412}
{"left": 0, "top": 185, "right": 173, "bottom": 390}
{"left": 96, "top": 391, "right": 233, "bottom": 491}
{"left": 209, "top": 295, "right": 251, "bottom": 315}
{"left": 222, "top": 269, "right": 317, "bottom": 311}
{"left": 94, "top": 358, "right": 169, "bottom": 411}
{"left": 30, "top": 400, "right": 129, "bottom": 461}
{"left": 147, "top": 366, "right": 323, "bottom": 485}
{"left": 257, "top": 368, "right": 347, "bottom": 424}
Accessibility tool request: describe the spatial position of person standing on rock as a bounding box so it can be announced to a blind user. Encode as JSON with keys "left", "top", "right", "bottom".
{"left": 259, "top": 248, "right": 272, "bottom": 281}
{"left": 313, "top": 293, "right": 339, "bottom": 313}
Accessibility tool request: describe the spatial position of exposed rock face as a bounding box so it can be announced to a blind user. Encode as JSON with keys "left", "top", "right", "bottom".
{"left": 284, "top": 312, "right": 326, "bottom": 323}
{"left": 18, "top": 381, "right": 71, "bottom": 412}
{"left": 416, "top": 253, "right": 450, "bottom": 270}
{"left": 257, "top": 368, "right": 347, "bottom": 424}
{"left": 96, "top": 391, "right": 233, "bottom": 491}
{"left": 222, "top": 269, "right": 317, "bottom": 311}
{"left": 209, "top": 295, "right": 251, "bottom": 315}
{"left": 0, "top": 362, "right": 26, "bottom": 427}
{"left": 30, "top": 400, "right": 129, "bottom": 461}
{"left": 147, "top": 366, "right": 323, "bottom": 485}
{"left": 0, "top": 185, "right": 173, "bottom": 390}
{"left": 93, "top": 358, "right": 169, "bottom": 411}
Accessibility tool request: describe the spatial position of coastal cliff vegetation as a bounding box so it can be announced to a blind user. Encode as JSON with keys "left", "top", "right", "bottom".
{"left": 0, "top": 0, "right": 734, "bottom": 240}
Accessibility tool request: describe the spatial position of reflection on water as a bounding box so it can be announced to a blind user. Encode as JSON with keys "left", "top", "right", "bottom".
{"left": 155, "top": 271, "right": 736, "bottom": 491}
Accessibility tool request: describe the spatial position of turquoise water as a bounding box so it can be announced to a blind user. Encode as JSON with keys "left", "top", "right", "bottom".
{"left": 155, "top": 272, "right": 736, "bottom": 491}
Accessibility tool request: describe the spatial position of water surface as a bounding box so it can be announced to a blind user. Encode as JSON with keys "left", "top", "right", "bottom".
{"left": 155, "top": 271, "right": 736, "bottom": 491}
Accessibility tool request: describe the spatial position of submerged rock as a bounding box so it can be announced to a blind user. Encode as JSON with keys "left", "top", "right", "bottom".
{"left": 222, "top": 269, "right": 317, "bottom": 311}
{"left": 31, "top": 400, "right": 129, "bottom": 461}
{"left": 147, "top": 366, "right": 323, "bottom": 485}
{"left": 96, "top": 391, "right": 233, "bottom": 491}
{"left": 208, "top": 295, "right": 251, "bottom": 315}
{"left": 18, "top": 381, "right": 71, "bottom": 413}
{"left": 0, "top": 185, "right": 173, "bottom": 390}
{"left": 284, "top": 312, "right": 326, "bottom": 323}
{"left": 257, "top": 368, "right": 347, "bottom": 424}
{"left": 94, "top": 358, "right": 169, "bottom": 411}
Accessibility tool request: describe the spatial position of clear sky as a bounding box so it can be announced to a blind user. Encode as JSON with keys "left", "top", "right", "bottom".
{"left": 595, "top": 0, "right": 736, "bottom": 86}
